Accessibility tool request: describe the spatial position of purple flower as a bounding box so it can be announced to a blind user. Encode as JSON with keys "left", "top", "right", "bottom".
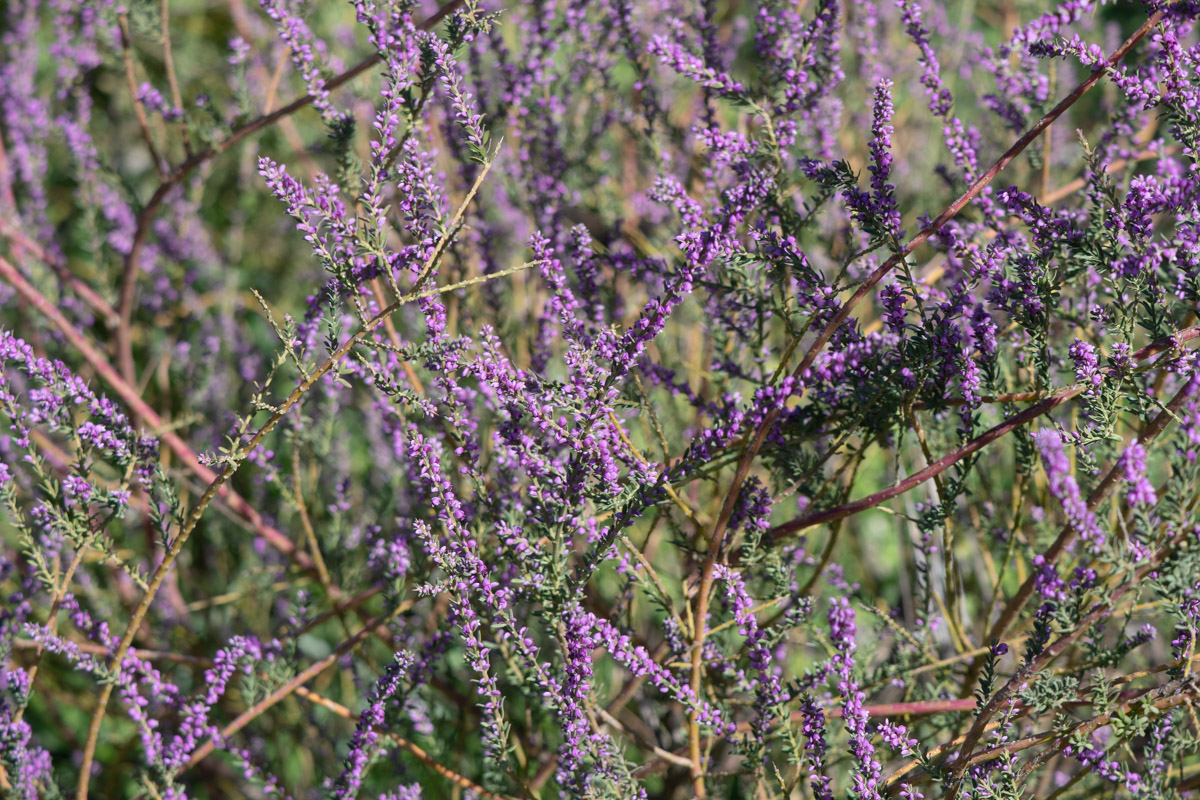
{"left": 1033, "top": 429, "right": 1106, "bottom": 550}
{"left": 1119, "top": 441, "right": 1157, "bottom": 508}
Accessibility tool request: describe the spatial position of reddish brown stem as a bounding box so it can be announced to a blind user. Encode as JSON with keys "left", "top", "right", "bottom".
{"left": 767, "top": 387, "right": 1079, "bottom": 540}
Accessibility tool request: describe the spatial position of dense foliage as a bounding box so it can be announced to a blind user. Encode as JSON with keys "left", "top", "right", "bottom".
{"left": 4, "top": 0, "right": 1200, "bottom": 798}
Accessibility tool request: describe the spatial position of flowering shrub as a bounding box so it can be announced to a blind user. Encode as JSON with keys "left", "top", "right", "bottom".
{"left": 4, "top": 0, "right": 1200, "bottom": 797}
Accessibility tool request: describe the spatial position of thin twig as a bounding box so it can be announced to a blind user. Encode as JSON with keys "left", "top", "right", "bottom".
{"left": 116, "top": 13, "right": 166, "bottom": 180}
{"left": 159, "top": 0, "right": 191, "bottom": 156}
